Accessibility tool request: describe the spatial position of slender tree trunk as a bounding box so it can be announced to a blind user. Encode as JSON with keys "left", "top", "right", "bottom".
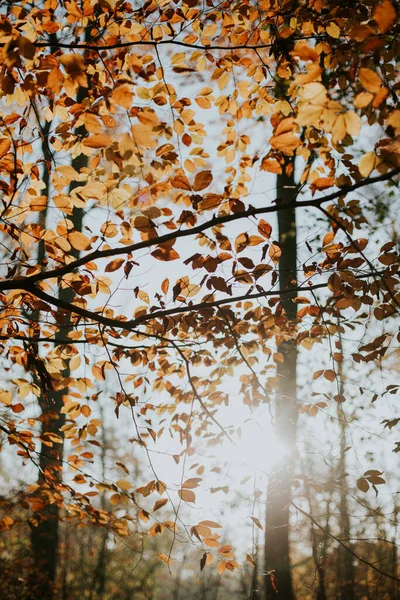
{"left": 264, "top": 158, "right": 298, "bottom": 600}
{"left": 250, "top": 541, "right": 260, "bottom": 600}
{"left": 392, "top": 505, "right": 399, "bottom": 600}
{"left": 336, "top": 358, "right": 355, "bottom": 600}
{"left": 304, "top": 472, "right": 327, "bottom": 600}
{"left": 30, "top": 93, "right": 86, "bottom": 598}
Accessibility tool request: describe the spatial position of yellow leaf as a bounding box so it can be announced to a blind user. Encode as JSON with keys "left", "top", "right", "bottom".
{"left": 358, "top": 152, "right": 377, "bottom": 177}
{"left": 354, "top": 92, "right": 374, "bottom": 109}
{"left": 153, "top": 498, "right": 168, "bottom": 511}
{"left": 182, "top": 477, "right": 202, "bottom": 489}
{"left": 131, "top": 124, "right": 157, "bottom": 148}
{"left": 0, "top": 390, "right": 12, "bottom": 406}
{"left": 117, "top": 479, "right": 132, "bottom": 491}
{"left": 326, "top": 22, "right": 340, "bottom": 38}
{"left": 344, "top": 111, "right": 361, "bottom": 136}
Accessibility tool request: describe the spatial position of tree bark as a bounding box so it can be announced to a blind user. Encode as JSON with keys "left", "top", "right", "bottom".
{"left": 336, "top": 357, "right": 355, "bottom": 600}
{"left": 30, "top": 98, "right": 86, "bottom": 599}
{"left": 264, "top": 159, "right": 298, "bottom": 600}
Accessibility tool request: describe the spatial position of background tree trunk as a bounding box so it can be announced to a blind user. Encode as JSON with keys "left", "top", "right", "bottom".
{"left": 336, "top": 351, "right": 355, "bottom": 600}
{"left": 264, "top": 159, "right": 298, "bottom": 600}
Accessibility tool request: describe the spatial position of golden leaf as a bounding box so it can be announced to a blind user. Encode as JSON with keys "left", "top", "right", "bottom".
{"left": 112, "top": 84, "right": 133, "bottom": 109}
{"left": 359, "top": 68, "right": 382, "bottom": 94}
{"left": 68, "top": 231, "right": 92, "bottom": 251}
{"left": 83, "top": 134, "right": 112, "bottom": 149}
{"left": 358, "top": 152, "right": 377, "bottom": 177}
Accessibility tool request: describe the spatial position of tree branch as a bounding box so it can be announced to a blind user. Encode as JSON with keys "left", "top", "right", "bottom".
{"left": 11, "top": 270, "right": 382, "bottom": 334}
{"left": 0, "top": 167, "right": 398, "bottom": 292}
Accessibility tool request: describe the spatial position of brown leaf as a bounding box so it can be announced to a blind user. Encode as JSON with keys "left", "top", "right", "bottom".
{"left": 250, "top": 516, "right": 264, "bottom": 530}
{"left": 153, "top": 498, "right": 168, "bottom": 511}
{"left": 105, "top": 258, "right": 124, "bottom": 272}
{"left": 258, "top": 220, "right": 272, "bottom": 239}
{"left": 182, "top": 477, "right": 202, "bottom": 489}
{"left": 171, "top": 173, "right": 192, "bottom": 190}
{"left": 357, "top": 477, "right": 369, "bottom": 493}
{"left": 151, "top": 247, "right": 180, "bottom": 261}
{"left": 178, "top": 489, "right": 196, "bottom": 502}
{"left": 193, "top": 170, "right": 213, "bottom": 191}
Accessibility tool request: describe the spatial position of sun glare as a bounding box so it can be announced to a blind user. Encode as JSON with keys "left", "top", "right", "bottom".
{"left": 222, "top": 411, "right": 289, "bottom": 475}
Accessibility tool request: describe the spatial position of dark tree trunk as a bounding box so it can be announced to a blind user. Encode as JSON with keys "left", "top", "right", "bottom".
{"left": 264, "top": 160, "right": 298, "bottom": 600}
{"left": 30, "top": 94, "right": 86, "bottom": 598}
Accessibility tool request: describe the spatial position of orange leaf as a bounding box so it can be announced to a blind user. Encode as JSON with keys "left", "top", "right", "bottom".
{"left": 0, "top": 138, "right": 11, "bottom": 160}
{"left": 373, "top": 0, "right": 397, "bottom": 33}
{"left": 270, "top": 131, "right": 301, "bottom": 155}
{"left": 112, "top": 84, "right": 133, "bottom": 109}
{"left": 359, "top": 68, "right": 382, "bottom": 94}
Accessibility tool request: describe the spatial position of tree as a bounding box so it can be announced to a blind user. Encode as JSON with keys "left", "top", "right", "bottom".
{"left": 0, "top": 0, "right": 399, "bottom": 598}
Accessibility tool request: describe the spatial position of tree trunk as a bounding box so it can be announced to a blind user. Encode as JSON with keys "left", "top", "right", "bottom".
{"left": 30, "top": 96, "right": 86, "bottom": 599}
{"left": 264, "top": 159, "right": 298, "bottom": 600}
{"left": 336, "top": 357, "right": 355, "bottom": 600}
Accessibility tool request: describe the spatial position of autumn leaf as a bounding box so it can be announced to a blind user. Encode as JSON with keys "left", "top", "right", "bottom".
{"left": 153, "top": 498, "right": 168, "bottom": 511}
{"left": 178, "top": 489, "right": 196, "bottom": 502}
{"left": 151, "top": 247, "right": 180, "bottom": 261}
{"left": 68, "top": 231, "right": 92, "bottom": 251}
{"left": 357, "top": 477, "right": 369, "bottom": 493}
{"left": 0, "top": 139, "right": 11, "bottom": 160}
{"left": 258, "top": 219, "right": 272, "bottom": 238}
{"left": 359, "top": 68, "right": 382, "bottom": 94}
{"left": 250, "top": 516, "right": 264, "bottom": 530}
{"left": 193, "top": 170, "right": 213, "bottom": 191}
{"left": 83, "top": 134, "right": 113, "bottom": 149}
{"left": 105, "top": 258, "right": 125, "bottom": 272}
{"left": 373, "top": 0, "right": 397, "bottom": 33}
